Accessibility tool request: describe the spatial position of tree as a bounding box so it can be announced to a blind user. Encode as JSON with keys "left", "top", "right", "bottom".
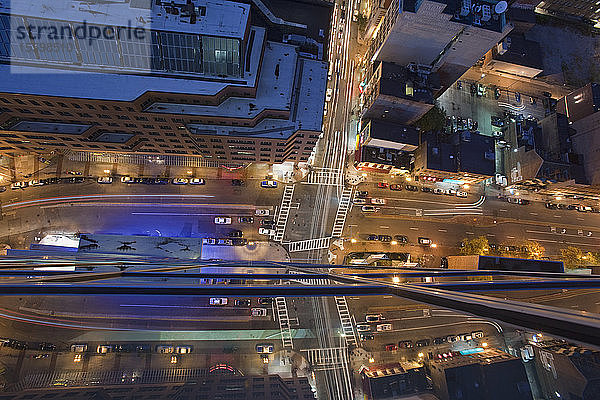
{"left": 560, "top": 246, "right": 599, "bottom": 270}
{"left": 459, "top": 236, "right": 489, "bottom": 256}
{"left": 523, "top": 241, "right": 545, "bottom": 259}
{"left": 416, "top": 103, "right": 447, "bottom": 132}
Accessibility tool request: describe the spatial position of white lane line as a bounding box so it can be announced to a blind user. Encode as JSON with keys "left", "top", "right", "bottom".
{"left": 438, "top": 229, "right": 447, "bottom": 232}
{"left": 499, "top": 209, "right": 507, "bottom": 212}
{"left": 465, "top": 232, "right": 474, "bottom": 235}
{"left": 554, "top": 215, "right": 561, "bottom": 218}
{"left": 409, "top": 227, "right": 419, "bottom": 230}
{"left": 529, "top": 212, "right": 538, "bottom": 216}
{"left": 486, "top": 234, "right": 495, "bottom": 236}
{"left": 565, "top": 241, "right": 600, "bottom": 247}
{"left": 120, "top": 304, "right": 211, "bottom": 309}
{"left": 132, "top": 212, "right": 222, "bottom": 216}
{"left": 507, "top": 236, "right": 515, "bottom": 239}
{"left": 577, "top": 218, "right": 585, "bottom": 221}
{"left": 380, "top": 226, "right": 390, "bottom": 229}
{"left": 531, "top": 238, "right": 558, "bottom": 243}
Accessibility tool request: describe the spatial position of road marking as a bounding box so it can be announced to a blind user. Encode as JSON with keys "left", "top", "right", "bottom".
{"left": 409, "top": 227, "right": 419, "bottom": 230}
{"left": 554, "top": 215, "right": 561, "bottom": 218}
{"left": 383, "top": 296, "right": 393, "bottom": 299}
{"left": 438, "top": 229, "right": 447, "bottom": 232}
{"left": 499, "top": 209, "right": 507, "bottom": 212}
{"left": 577, "top": 218, "right": 585, "bottom": 221}
{"left": 530, "top": 238, "right": 558, "bottom": 243}
{"left": 507, "top": 236, "right": 515, "bottom": 239}
{"left": 529, "top": 212, "right": 538, "bottom": 216}
{"left": 465, "top": 232, "right": 474, "bottom": 235}
{"left": 379, "top": 226, "right": 389, "bottom": 229}
{"left": 348, "top": 224, "right": 357, "bottom": 227}
{"left": 486, "top": 234, "right": 495, "bottom": 236}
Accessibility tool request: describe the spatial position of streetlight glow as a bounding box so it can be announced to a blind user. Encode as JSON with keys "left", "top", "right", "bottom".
{"left": 391, "top": 240, "right": 398, "bottom": 245}
{"left": 418, "top": 352, "right": 424, "bottom": 358}
{"left": 368, "top": 357, "right": 375, "bottom": 363}
{"left": 350, "top": 238, "right": 357, "bottom": 243}
{"left": 103, "top": 169, "right": 110, "bottom": 174}
{"left": 392, "top": 276, "right": 400, "bottom": 283}
{"left": 431, "top": 243, "right": 437, "bottom": 248}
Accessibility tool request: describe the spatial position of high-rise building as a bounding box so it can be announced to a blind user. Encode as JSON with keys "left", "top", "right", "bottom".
{"left": 365, "top": 0, "right": 512, "bottom": 91}
{"left": 0, "top": 0, "right": 327, "bottom": 163}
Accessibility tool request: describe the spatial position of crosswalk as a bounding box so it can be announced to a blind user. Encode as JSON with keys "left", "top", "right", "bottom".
{"left": 331, "top": 187, "right": 353, "bottom": 237}
{"left": 273, "top": 185, "right": 295, "bottom": 242}
{"left": 304, "top": 167, "right": 344, "bottom": 186}
{"left": 284, "top": 237, "right": 331, "bottom": 252}
{"left": 275, "top": 297, "right": 294, "bottom": 348}
{"left": 302, "top": 347, "right": 349, "bottom": 371}
{"left": 334, "top": 296, "right": 358, "bottom": 347}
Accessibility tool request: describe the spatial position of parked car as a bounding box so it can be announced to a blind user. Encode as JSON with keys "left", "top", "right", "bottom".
{"left": 232, "top": 238, "right": 248, "bottom": 246}
{"left": 365, "top": 314, "right": 383, "bottom": 323}
{"left": 11, "top": 181, "right": 28, "bottom": 190}
{"left": 356, "top": 191, "right": 369, "bottom": 197}
{"left": 156, "top": 345, "right": 174, "bottom": 353}
{"left": 209, "top": 298, "right": 228, "bottom": 306}
{"left": 261, "top": 219, "right": 276, "bottom": 226}
{"left": 405, "top": 184, "right": 418, "bottom": 191}
{"left": 445, "top": 189, "right": 457, "bottom": 196}
{"left": 234, "top": 299, "right": 251, "bottom": 307}
{"left": 471, "top": 331, "right": 484, "bottom": 339}
{"left": 377, "top": 182, "right": 388, "bottom": 188}
{"left": 28, "top": 179, "right": 44, "bottom": 186}
{"left": 398, "top": 340, "right": 413, "bottom": 349}
{"left": 121, "top": 176, "right": 134, "bottom": 183}
{"left": 97, "top": 176, "right": 113, "bottom": 184}
{"left": 394, "top": 235, "right": 408, "bottom": 244}
{"left": 459, "top": 333, "right": 472, "bottom": 342}
{"left": 421, "top": 187, "right": 432, "bottom": 193}
{"left": 39, "top": 342, "right": 56, "bottom": 351}
{"left": 378, "top": 235, "right": 392, "bottom": 242}
{"left": 361, "top": 205, "right": 378, "bottom": 213}
{"left": 231, "top": 179, "right": 244, "bottom": 186}
{"left": 202, "top": 238, "right": 216, "bottom": 245}
{"left": 446, "top": 335, "right": 460, "bottom": 343}
{"left": 415, "top": 339, "right": 430, "bottom": 347}
{"left": 389, "top": 184, "right": 402, "bottom": 191}
{"left": 261, "top": 180, "right": 277, "bottom": 188}
{"left": 385, "top": 344, "right": 398, "bottom": 351}
{"left": 258, "top": 298, "right": 273, "bottom": 305}
{"left": 251, "top": 308, "right": 268, "bottom": 317}
{"left": 238, "top": 216, "right": 254, "bottom": 223}
{"left": 217, "top": 238, "right": 234, "bottom": 246}
{"left": 255, "top": 209, "right": 270, "bottom": 216}
{"left": 433, "top": 188, "right": 444, "bottom": 195}
{"left": 456, "top": 191, "right": 468, "bottom": 198}
{"left": 370, "top": 198, "right": 386, "bottom": 205}
{"left": 433, "top": 337, "right": 447, "bottom": 345}
{"left": 360, "top": 333, "right": 375, "bottom": 341}
{"left": 70, "top": 344, "right": 87, "bottom": 352}
{"left": 367, "top": 234, "right": 378, "bottom": 241}
{"left": 259, "top": 227, "right": 275, "bottom": 235}
{"left": 353, "top": 198, "right": 367, "bottom": 205}
{"left": 545, "top": 203, "right": 557, "bottom": 209}
{"left": 189, "top": 178, "right": 205, "bottom": 185}
{"left": 356, "top": 324, "right": 371, "bottom": 332}
{"left": 418, "top": 237, "right": 432, "bottom": 246}
{"left": 255, "top": 343, "right": 274, "bottom": 354}
{"left": 214, "top": 217, "right": 232, "bottom": 224}
{"left": 376, "top": 324, "right": 392, "bottom": 332}
{"left": 172, "top": 178, "right": 188, "bottom": 185}
{"left": 96, "top": 345, "right": 112, "bottom": 354}
{"left": 175, "top": 346, "right": 193, "bottom": 354}
{"left": 228, "top": 230, "right": 243, "bottom": 238}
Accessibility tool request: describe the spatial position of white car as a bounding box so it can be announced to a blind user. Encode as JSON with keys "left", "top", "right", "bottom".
{"left": 365, "top": 314, "right": 383, "bottom": 323}
{"left": 29, "top": 179, "right": 44, "bottom": 186}
{"left": 214, "top": 217, "right": 232, "bottom": 225}
{"left": 433, "top": 188, "right": 444, "bottom": 195}
{"left": 259, "top": 227, "right": 275, "bottom": 235}
{"left": 361, "top": 205, "right": 378, "bottom": 213}
{"left": 376, "top": 324, "right": 392, "bottom": 332}
{"left": 256, "top": 343, "right": 274, "bottom": 354}
{"left": 353, "top": 198, "right": 367, "bottom": 205}
{"left": 261, "top": 180, "right": 277, "bottom": 188}
{"left": 175, "top": 346, "right": 192, "bottom": 354}
{"left": 209, "top": 298, "right": 228, "bottom": 306}
{"left": 356, "top": 324, "right": 371, "bottom": 332}
{"left": 172, "top": 178, "right": 188, "bottom": 185}
{"left": 456, "top": 191, "right": 468, "bottom": 198}
{"left": 11, "top": 181, "right": 28, "bottom": 190}
{"left": 97, "top": 177, "right": 113, "bottom": 184}
{"left": 370, "top": 198, "right": 386, "bottom": 205}
{"left": 121, "top": 176, "right": 133, "bottom": 183}
{"left": 445, "top": 189, "right": 457, "bottom": 196}
{"left": 202, "top": 238, "right": 216, "bottom": 245}
{"left": 70, "top": 344, "right": 88, "bottom": 352}
{"left": 96, "top": 345, "right": 112, "bottom": 354}
{"left": 326, "top": 88, "right": 333, "bottom": 102}
{"left": 189, "top": 178, "right": 205, "bottom": 185}
{"left": 446, "top": 335, "right": 460, "bottom": 343}
{"left": 251, "top": 308, "right": 268, "bottom": 317}
{"left": 471, "top": 331, "right": 484, "bottom": 339}
{"left": 255, "top": 209, "right": 270, "bottom": 216}
{"left": 459, "top": 333, "right": 472, "bottom": 342}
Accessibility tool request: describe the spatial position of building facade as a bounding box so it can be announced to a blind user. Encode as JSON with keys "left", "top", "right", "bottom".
{"left": 0, "top": 0, "right": 328, "bottom": 164}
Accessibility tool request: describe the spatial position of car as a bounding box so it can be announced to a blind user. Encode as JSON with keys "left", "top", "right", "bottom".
{"left": 63, "top": 177, "right": 84, "bottom": 184}
{"left": 356, "top": 191, "right": 368, "bottom": 197}
{"left": 255, "top": 343, "right": 274, "bottom": 354}
{"left": 566, "top": 204, "right": 577, "bottom": 210}
{"left": 389, "top": 184, "right": 403, "bottom": 191}
{"left": 456, "top": 81, "right": 462, "bottom": 89}
{"left": 470, "top": 83, "right": 477, "bottom": 96}
{"left": 251, "top": 308, "right": 268, "bottom": 317}
{"left": 377, "top": 182, "right": 388, "bottom": 188}
{"left": 433, "top": 337, "right": 447, "bottom": 345}
{"left": 255, "top": 209, "right": 270, "bottom": 216}
{"left": 577, "top": 205, "right": 593, "bottom": 212}
{"left": 217, "top": 238, "right": 234, "bottom": 246}
{"left": 231, "top": 179, "right": 244, "bottom": 186}
{"left": 365, "top": 314, "right": 383, "bottom": 323}
{"left": 189, "top": 178, "right": 205, "bottom": 185}
{"left": 261, "top": 219, "right": 276, "bottom": 226}
{"left": 39, "top": 342, "right": 56, "bottom": 351}
{"left": 440, "top": 257, "right": 448, "bottom": 268}
{"left": 433, "top": 188, "right": 444, "bottom": 195}
{"left": 545, "top": 203, "right": 557, "bottom": 209}
{"left": 459, "top": 333, "right": 472, "bottom": 342}
{"left": 385, "top": 344, "right": 398, "bottom": 351}
{"left": 155, "top": 177, "right": 169, "bottom": 185}
{"left": 471, "top": 331, "right": 484, "bottom": 339}
{"left": 228, "top": 230, "right": 243, "bottom": 238}
{"left": 445, "top": 189, "right": 457, "bottom": 196}
{"left": 360, "top": 333, "right": 375, "bottom": 341}
{"left": 172, "top": 178, "right": 188, "bottom": 185}
{"left": 367, "top": 234, "right": 378, "bottom": 241}
{"left": 29, "top": 179, "right": 44, "bottom": 186}
{"left": 11, "top": 181, "right": 28, "bottom": 190}
{"left": 446, "top": 335, "right": 460, "bottom": 343}
{"left": 175, "top": 346, "right": 193, "bottom": 354}
{"left": 209, "top": 298, "right": 228, "bottom": 306}
{"left": 515, "top": 92, "right": 521, "bottom": 103}
{"left": 353, "top": 198, "right": 367, "bottom": 205}
{"left": 32, "top": 353, "right": 49, "bottom": 359}
{"left": 214, "top": 217, "right": 232, "bottom": 224}
{"left": 405, "top": 184, "right": 418, "bottom": 191}
{"left": 234, "top": 299, "right": 251, "bottom": 307}
{"left": 97, "top": 176, "right": 113, "bottom": 184}
{"left": 378, "top": 235, "right": 392, "bottom": 242}
{"left": 376, "top": 324, "right": 392, "bottom": 332}
{"left": 370, "top": 198, "right": 386, "bottom": 205}
{"left": 394, "top": 235, "right": 408, "bottom": 244}
{"left": 261, "top": 180, "right": 277, "bottom": 188}
{"left": 232, "top": 238, "right": 248, "bottom": 246}
{"left": 356, "top": 324, "right": 371, "bottom": 332}
{"left": 456, "top": 191, "right": 468, "bottom": 198}
{"left": 258, "top": 297, "right": 273, "bottom": 305}
{"left": 238, "top": 217, "right": 254, "bottom": 223}
{"left": 96, "top": 345, "right": 112, "bottom": 354}
{"left": 70, "top": 344, "right": 87, "bottom": 353}
{"left": 398, "top": 340, "right": 413, "bottom": 349}
{"left": 361, "top": 205, "right": 378, "bottom": 213}
{"left": 507, "top": 197, "right": 522, "bottom": 204}
{"left": 418, "top": 237, "right": 432, "bottom": 246}
{"left": 121, "top": 176, "right": 134, "bottom": 183}
{"left": 155, "top": 345, "right": 174, "bottom": 353}
{"left": 114, "top": 344, "right": 136, "bottom": 353}
{"left": 416, "top": 339, "right": 430, "bottom": 347}
{"left": 259, "top": 227, "right": 275, "bottom": 235}
{"left": 494, "top": 87, "right": 501, "bottom": 99}
{"left": 202, "top": 238, "right": 216, "bottom": 245}
{"left": 421, "top": 187, "right": 432, "bottom": 193}
{"left": 325, "top": 88, "right": 333, "bottom": 102}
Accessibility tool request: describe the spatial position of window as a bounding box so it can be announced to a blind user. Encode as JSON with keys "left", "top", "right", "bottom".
{"left": 85, "top": 104, "right": 96, "bottom": 110}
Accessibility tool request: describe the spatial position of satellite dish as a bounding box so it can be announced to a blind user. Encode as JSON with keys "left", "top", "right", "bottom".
{"left": 495, "top": 1, "right": 508, "bottom": 14}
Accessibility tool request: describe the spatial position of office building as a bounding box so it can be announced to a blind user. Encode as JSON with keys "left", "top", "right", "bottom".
{"left": 535, "top": 0, "right": 600, "bottom": 24}
{"left": 361, "top": 362, "right": 427, "bottom": 399}
{"left": 365, "top": 0, "right": 512, "bottom": 91}
{"left": 532, "top": 339, "right": 600, "bottom": 400}
{"left": 0, "top": 0, "right": 327, "bottom": 163}
{"left": 413, "top": 130, "right": 496, "bottom": 184}
{"left": 427, "top": 347, "right": 533, "bottom": 400}
{"left": 446, "top": 255, "right": 564, "bottom": 273}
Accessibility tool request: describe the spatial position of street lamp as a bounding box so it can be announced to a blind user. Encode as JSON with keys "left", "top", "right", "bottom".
{"left": 431, "top": 243, "right": 437, "bottom": 248}
{"left": 392, "top": 276, "right": 400, "bottom": 284}
{"left": 350, "top": 238, "right": 357, "bottom": 243}
{"left": 103, "top": 169, "right": 110, "bottom": 174}
{"left": 368, "top": 357, "right": 375, "bottom": 363}
{"left": 418, "top": 352, "right": 424, "bottom": 358}
{"left": 482, "top": 342, "right": 489, "bottom": 348}
{"left": 405, "top": 176, "right": 412, "bottom": 182}
{"left": 391, "top": 240, "right": 398, "bottom": 245}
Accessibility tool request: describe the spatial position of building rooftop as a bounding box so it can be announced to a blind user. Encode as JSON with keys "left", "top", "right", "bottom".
{"left": 377, "top": 62, "right": 436, "bottom": 105}
{"left": 357, "top": 145, "right": 413, "bottom": 170}
{"left": 2, "top": 0, "right": 250, "bottom": 39}
{"left": 492, "top": 34, "right": 543, "bottom": 71}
